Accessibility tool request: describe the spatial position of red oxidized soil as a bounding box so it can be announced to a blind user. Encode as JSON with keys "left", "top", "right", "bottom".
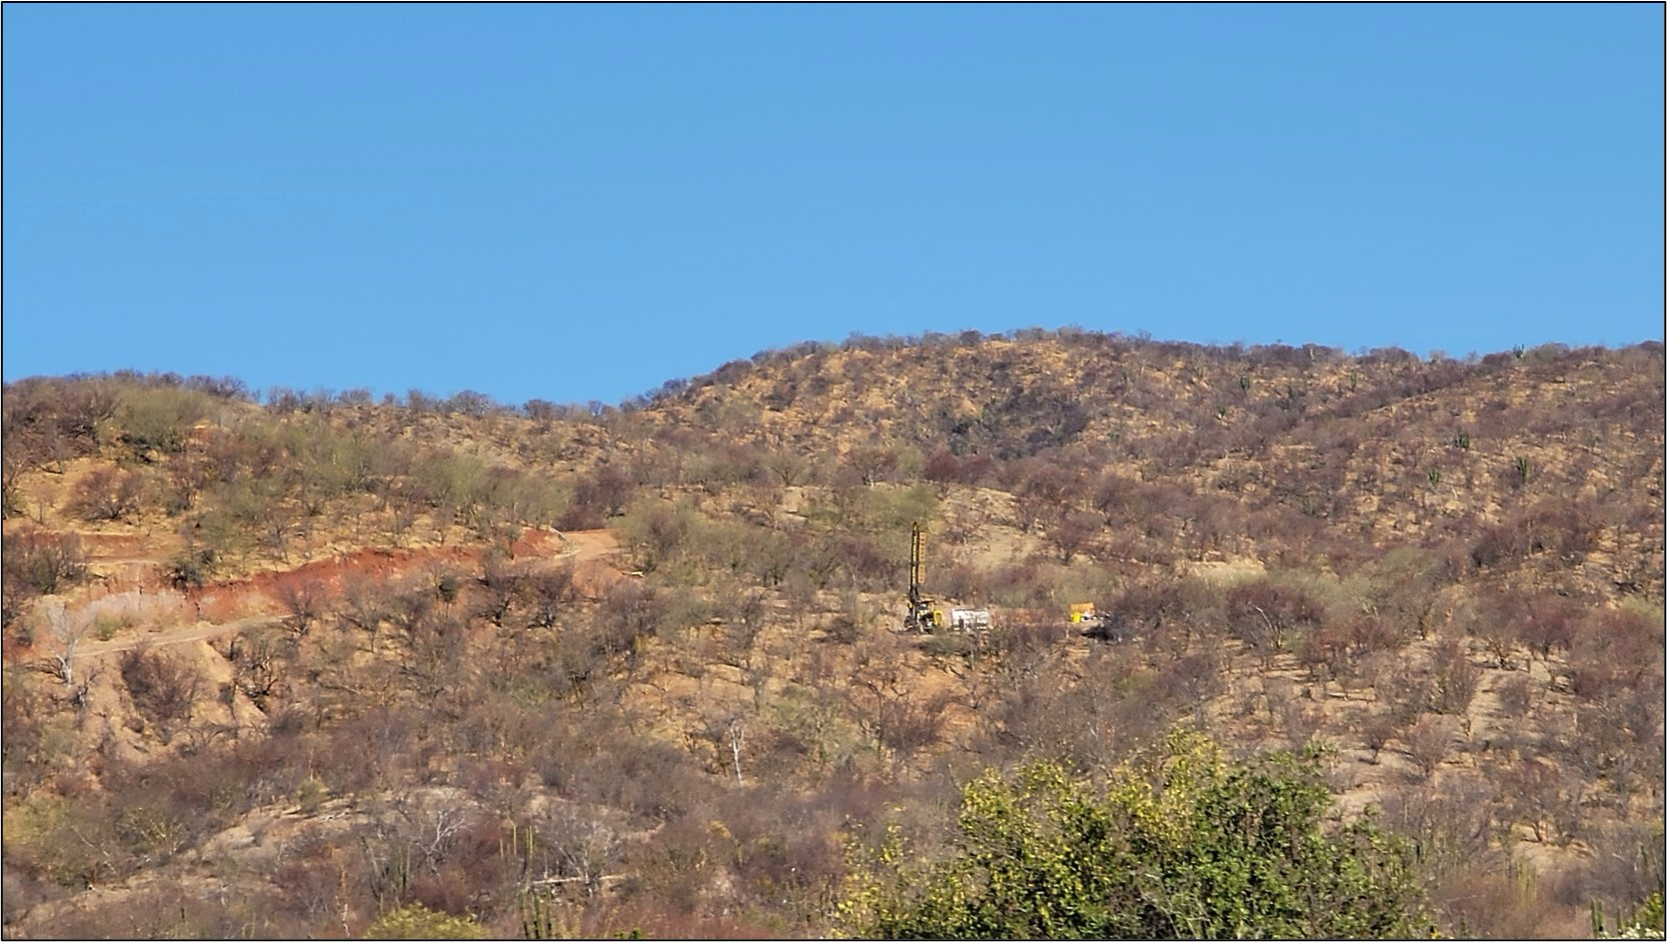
{"left": 225, "top": 529, "right": 621, "bottom": 619}
{"left": 8, "top": 528, "right": 625, "bottom": 662}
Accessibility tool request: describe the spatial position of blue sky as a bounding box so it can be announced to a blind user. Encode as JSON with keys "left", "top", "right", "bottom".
{"left": 4, "top": 3, "right": 1661, "bottom": 407}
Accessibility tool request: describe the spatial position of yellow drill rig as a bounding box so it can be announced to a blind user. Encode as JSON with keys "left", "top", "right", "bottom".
{"left": 1071, "top": 602, "right": 1111, "bottom": 625}
{"left": 906, "top": 521, "right": 990, "bottom": 632}
{"left": 906, "top": 521, "right": 943, "bottom": 631}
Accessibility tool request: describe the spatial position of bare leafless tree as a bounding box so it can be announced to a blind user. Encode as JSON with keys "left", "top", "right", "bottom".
{"left": 120, "top": 647, "right": 203, "bottom": 744}
{"left": 1429, "top": 637, "right": 1481, "bottom": 716}
{"left": 69, "top": 466, "right": 144, "bottom": 522}
{"left": 39, "top": 598, "right": 89, "bottom": 687}
{"left": 1404, "top": 715, "right": 1454, "bottom": 782}
{"left": 275, "top": 575, "right": 329, "bottom": 639}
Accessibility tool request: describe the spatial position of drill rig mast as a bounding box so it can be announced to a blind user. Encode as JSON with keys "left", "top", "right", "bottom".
{"left": 905, "top": 521, "right": 942, "bottom": 631}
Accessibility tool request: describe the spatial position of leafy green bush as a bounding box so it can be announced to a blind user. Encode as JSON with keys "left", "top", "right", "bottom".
{"left": 117, "top": 384, "right": 210, "bottom": 455}
{"left": 840, "top": 730, "right": 1433, "bottom": 939}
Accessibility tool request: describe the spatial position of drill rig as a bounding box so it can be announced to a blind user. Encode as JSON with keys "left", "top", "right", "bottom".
{"left": 906, "top": 522, "right": 943, "bottom": 631}
{"left": 905, "top": 521, "right": 990, "bottom": 632}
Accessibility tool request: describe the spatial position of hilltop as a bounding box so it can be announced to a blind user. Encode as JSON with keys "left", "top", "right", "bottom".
{"left": 2, "top": 331, "right": 1663, "bottom": 938}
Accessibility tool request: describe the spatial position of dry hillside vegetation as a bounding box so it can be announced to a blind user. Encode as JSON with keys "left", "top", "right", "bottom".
{"left": 1, "top": 331, "right": 1662, "bottom": 939}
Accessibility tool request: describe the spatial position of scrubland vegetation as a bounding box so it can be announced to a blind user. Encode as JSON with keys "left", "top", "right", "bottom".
{"left": 2, "top": 330, "right": 1662, "bottom": 938}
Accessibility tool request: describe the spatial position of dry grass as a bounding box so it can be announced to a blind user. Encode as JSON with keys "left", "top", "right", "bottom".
{"left": 2, "top": 338, "right": 1660, "bottom": 938}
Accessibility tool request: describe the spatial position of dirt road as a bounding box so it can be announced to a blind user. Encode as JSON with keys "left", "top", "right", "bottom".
{"left": 72, "top": 614, "right": 286, "bottom": 659}
{"left": 554, "top": 528, "right": 620, "bottom": 559}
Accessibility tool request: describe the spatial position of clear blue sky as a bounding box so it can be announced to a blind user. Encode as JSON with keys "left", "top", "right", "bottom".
{"left": 4, "top": 4, "right": 1662, "bottom": 407}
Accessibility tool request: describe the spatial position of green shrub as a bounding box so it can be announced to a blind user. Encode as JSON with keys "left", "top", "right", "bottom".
{"left": 117, "top": 385, "right": 210, "bottom": 455}
{"left": 840, "top": 730, "right": 1433, "bottom": 939}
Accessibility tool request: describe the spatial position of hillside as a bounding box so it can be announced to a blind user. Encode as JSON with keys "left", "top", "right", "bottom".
{"left": 2, "top": 332, "right": 1663, "bottom": 938}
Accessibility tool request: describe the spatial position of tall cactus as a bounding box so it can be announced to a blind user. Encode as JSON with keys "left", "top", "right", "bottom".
{"left": 518, "top": 886, "right": 578, "bottom": 940}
